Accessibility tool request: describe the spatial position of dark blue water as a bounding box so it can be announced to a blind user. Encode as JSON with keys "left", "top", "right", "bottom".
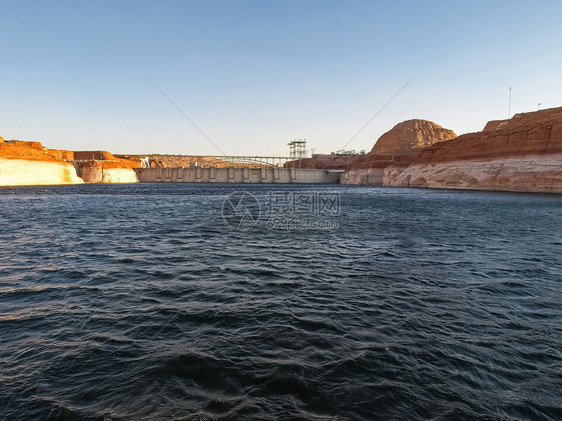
{"left": 0, "top": 184, "right": 561, "bottom": 420}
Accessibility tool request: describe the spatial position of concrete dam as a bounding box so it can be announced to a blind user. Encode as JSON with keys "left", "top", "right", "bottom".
{"left": 134, "top": 166, "right": 343, "bottom": 184}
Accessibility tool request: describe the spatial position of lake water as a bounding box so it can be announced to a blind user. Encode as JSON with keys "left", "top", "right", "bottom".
{"left": 0, "top": 184, "right": 561, "bottom": 420}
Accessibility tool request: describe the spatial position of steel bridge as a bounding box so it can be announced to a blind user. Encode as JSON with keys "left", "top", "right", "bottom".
{"left": 146, "top": 155, "right": 296, "bottom": 167}
{"left": 205, "top": 155, "right": 294, "bottom": 166}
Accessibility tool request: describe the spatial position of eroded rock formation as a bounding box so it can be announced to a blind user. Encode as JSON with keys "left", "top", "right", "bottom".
{"left": 371, "top": 119, "right": 457, "bottom": 154}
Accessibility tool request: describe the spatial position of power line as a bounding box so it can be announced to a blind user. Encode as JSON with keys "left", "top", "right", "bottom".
{"left": 337, "top": 71, "right": 420, "bottom": 152}
{"left": 144, "top": 73, "right": 228, "bottom": 157}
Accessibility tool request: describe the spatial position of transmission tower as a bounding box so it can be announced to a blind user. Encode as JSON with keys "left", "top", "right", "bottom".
{"left": 288, "top": 139, "right": 307, "bottom": 160}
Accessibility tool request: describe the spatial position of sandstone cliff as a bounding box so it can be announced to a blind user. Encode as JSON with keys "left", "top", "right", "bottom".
{"left": 73, "top": 150, "right": 140, "bottom": 183}
{"left": 0, "top": 141, "right": 83, "bottom": 186}
{"left": 0, "top": 140, "right": 140, "bottom": 185}
{"left": 340, "top": 154, "right": 412, "bottom": 185}
{"left": 340, "top": 119, "right": 456, "bottom": 184}
{"left": 0, "top": 158, "right": 84, "bottom": 186}
{"left": 384, "top": 107, "right": 562, "bottom": 193}
{"left": 79, "top": 161, "right": 139, "bottom": 183}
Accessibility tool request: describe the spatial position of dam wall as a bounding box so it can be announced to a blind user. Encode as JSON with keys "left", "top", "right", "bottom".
{"left": 135, "top": 167, "right": 342, "bottom": 184}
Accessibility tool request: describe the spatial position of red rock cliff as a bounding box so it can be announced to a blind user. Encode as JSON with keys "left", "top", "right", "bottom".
{"left": 341, "top": 119, "right": 457, "bottom": 184}
{"left": 384, "top": 107, "right": 562, "bottom": 193}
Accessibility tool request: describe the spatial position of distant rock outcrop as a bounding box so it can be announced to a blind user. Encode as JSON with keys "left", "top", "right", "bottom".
{"left": 371, "top": 119, "right": 457, "bottom": 154}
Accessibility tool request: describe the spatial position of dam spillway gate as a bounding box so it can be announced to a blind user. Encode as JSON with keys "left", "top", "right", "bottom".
{"left": 134, "top": 166, "right": 342, "bottom": 184}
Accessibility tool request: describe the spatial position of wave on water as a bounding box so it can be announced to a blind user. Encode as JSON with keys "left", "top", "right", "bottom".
{"left": 1, "top": 184, "right": 561, "bottom": 420}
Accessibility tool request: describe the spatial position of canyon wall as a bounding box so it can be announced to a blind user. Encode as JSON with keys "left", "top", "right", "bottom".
{"left": 79, "top": 161, "right": 139, "bottom": 183}
{"left": 384, "top": 155, "right": 562, "bottom": 192}
{"left": 340, "top": 154, "right": 407, "bottom": 185}
{"left": 0, "top": 158, "right": 84, "bottom": 186}
{"left": 384, "top": 107, "right": 562, "bottom": 193}
{"left": 72, "top": 150, "right": 141, "bottom": 183}
{"left": 0, "top": 140, "right": 141, "bottom": 185}
{"left": 341, "top": 167, "right": 385, "bottom": 185}
{"left": 341, "top": 119, "right": 456, "bottom": 185}
{"left": 0, "top": 141, "right": 83, "bottom": 186}
{"left": 340, "top": 108, "right": 562, "bottom": 193}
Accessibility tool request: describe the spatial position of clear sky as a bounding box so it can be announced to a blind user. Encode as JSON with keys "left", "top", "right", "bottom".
{"left": 2, "top": 0, "right": 561, "bottom": 156}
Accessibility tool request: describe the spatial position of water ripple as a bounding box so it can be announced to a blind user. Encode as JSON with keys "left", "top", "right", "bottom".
{"left": 0, "top": 184, "right": 561, "bottom": 420}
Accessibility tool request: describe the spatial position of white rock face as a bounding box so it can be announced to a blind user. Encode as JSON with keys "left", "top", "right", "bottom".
{"left": 383, "top": 155, "right": 562, "bottom": 193}
{"left": 100, "top": 168, "right": 138, "bottom": 183}
{"left": 0, "top": 159, "right": 84, "bottom": 186}
{"left": 340, "top": 168, "right": 384, "bottom": 185}
{"left": 79, "top": 166, "right": 138, "bottom": 183}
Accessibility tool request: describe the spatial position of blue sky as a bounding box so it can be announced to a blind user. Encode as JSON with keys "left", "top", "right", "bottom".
{"left": 1, "top": 0, "right": 561, "bottom": 155}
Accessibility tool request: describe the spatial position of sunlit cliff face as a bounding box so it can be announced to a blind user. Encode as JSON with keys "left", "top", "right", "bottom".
{"left": 370, "top": 119, "right": 457, "bottom": 155}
